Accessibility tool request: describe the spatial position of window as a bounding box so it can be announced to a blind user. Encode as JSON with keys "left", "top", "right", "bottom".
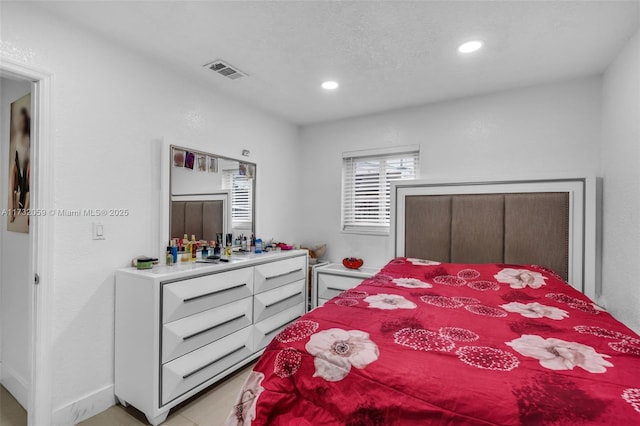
{"left": 342, "top": 146, "right": 419, "bottom": 234}
{"left": 222, "top": 171, "right": 253, "bottom": 229}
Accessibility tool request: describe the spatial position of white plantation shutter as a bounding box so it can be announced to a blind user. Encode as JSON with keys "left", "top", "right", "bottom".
{"left": 342, "top": 147, "right": 419, "bottom": 234}
{"left": 222, "top": 172, "right": 253, "bottom": 229}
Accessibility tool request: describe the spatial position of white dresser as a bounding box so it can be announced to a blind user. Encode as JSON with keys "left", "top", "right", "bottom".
{"left": 312, "top": 263, "right": 379, "bottom": 308}
{"left": 115, "top": 250, "right": 308, "bottom": 425}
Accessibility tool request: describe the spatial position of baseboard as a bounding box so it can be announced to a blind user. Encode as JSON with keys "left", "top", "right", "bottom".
{"left": 0, "top": 362, "right": 29, "bottom": 410}
{"left": 52, "top": 384, "right": 116, "bottom": 426}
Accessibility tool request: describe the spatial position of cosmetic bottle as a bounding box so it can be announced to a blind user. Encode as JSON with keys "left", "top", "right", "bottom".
{"left": 166, "top": 246, "right": 173, "bottom": 266}
{"left": 255, "top": 238, "right": 263, "bottom": 254}
{"left": 241, "top": 236, "right": 248, "bottom": 251}
{"left": 170, "top": 241, "right": 178, "bottom": 264}
{"left": 190, "top": 235, "right": 197, "bottom": 262}
{"left": 201, "top": 244, "right": 209, "bottom": 258}
{"left": 213, "top": 242, "right": 220, "bottom": 256}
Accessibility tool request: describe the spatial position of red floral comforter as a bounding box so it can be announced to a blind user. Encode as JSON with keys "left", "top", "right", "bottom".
{"left": 226, "top": 259, "right": 640, "bottom": 425}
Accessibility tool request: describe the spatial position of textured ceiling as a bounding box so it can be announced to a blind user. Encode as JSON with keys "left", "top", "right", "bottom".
{"left": 38, "top": 1, "right": 639, "bottom": 124}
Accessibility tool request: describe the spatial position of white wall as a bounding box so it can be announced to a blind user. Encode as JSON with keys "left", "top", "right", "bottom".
{"left": 298, "top": 77, "right": 603, "bottom": 267}
{"left": 1, "top": 3, "right": 300, "bottom": 424}
{"left": 600, "top": 30, "right": 640, "bottom": 334}
{"left": 0, "top": 76, "right": 32, "bottom": 409}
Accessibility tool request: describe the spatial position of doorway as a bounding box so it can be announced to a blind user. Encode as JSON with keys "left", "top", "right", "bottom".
{"left": 0, "top": 75, "right": 32, "bottom": 426}
{"left": 0, "top": 57, "right": 53, "bottom": 426}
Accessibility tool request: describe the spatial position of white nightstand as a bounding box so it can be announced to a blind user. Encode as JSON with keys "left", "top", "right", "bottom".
{"left": 312, "top": 263, "right": 379, "bottom": 308}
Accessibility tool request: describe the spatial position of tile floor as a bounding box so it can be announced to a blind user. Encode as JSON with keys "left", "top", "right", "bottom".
{"left": 0, "top": 362, "right": 252, "bottom": 426}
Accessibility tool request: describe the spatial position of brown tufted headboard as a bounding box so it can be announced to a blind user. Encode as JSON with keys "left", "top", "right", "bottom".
{"left": 171, "top": 200, "right": 224, "bottom": 241}
{"left": 392, "top": 178, "right": 601, "bottom": 297}
{"left": 404, "top": 193, "right": 569, "bottom": 280}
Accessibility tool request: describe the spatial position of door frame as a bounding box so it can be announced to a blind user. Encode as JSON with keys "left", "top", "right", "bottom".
{"left": 0, "top": 55, "right": 54, "bottom": 426}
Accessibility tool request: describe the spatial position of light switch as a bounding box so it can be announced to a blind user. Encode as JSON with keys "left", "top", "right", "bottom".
{"left": 93, "top": 222, "right": 106, "bottom": 240}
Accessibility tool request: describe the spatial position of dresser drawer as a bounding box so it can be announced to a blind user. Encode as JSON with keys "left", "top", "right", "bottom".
{"left": 254, "top": 256, "right": 306, "bottom": 294}
{"left": 252, "top": 302, "right": 305, "bottom": 351}
{"left": 254, "top": 280, "right": 305, "bottom": 323}
{"left": 162, "top": 268, "right": 254, "bottom": 324}
{"left": 161, "top": 326, "right": 252, "bottom": 406}
{"left": 162, "top": 296, "right": 253, "bottom": 363}
{"left": 317, "top": 274, "right": 363, "bottom": 300}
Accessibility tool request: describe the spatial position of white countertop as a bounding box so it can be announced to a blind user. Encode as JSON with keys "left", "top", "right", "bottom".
{"left": 118, "top": 249, "right": 308, "bottom": 280}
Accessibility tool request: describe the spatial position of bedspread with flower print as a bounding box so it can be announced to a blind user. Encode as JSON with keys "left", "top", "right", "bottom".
{"left": 225, "top": 259, "right": 640, "bottom": 425}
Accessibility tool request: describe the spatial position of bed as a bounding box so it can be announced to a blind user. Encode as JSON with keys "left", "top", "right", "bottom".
{"left": 225, "top": 178, "right": 640, "bottom": 425}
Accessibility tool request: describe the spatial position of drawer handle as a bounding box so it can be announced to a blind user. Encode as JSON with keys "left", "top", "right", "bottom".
{"left": 265, "top": 317, "right": 299, "bottom": 336}
{"left": 265, "top": 268, "right": 303, "bottom": 281}
{"left": 264, "top": 291, "right": 303, "bottom": 309}
{"left": 183, "top": 283, "right": 247, "bottom": 303}
{"left": 327, "top": 286, "right": 347, "bottom": 292}
{"left": 182, "top": 345, "right": 246, "bottom": 379}
{"left": 182, "top": 314, "right": 246, "bottom": 341}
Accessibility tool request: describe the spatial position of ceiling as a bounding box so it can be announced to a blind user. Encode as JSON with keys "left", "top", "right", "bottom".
{"left": 39, "top": 1, "right": 639, "bottom": 125}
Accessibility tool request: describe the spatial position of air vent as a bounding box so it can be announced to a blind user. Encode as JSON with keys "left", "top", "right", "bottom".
{"left": 204, "top": 60, "right": 247, "bottom": 80}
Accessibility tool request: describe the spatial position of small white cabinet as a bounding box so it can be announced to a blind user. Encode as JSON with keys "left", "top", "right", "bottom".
{"left": 115, "top": 250, "right": 308, "bottom": 425}
{"left": 312, "top": 263, "right": 379, "bottom": 308}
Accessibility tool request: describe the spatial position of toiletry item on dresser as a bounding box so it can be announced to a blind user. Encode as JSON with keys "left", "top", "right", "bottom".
{"left": 190, "top": 235, "right": 197, "bottom": 262}
{"left": 181, "top": 234, "right": 189, "bottom": 262}
{"left": 213, "top": 241, "right": 221, "bottom": 256}
{"left": 166, "top": 246, "right": 173, "bottom": 266}
{"left": 241, "top": 236, "right": 248, "bottom": 251}
{"left": 255, "top": 238, "right": 263, "bottom": 254}
{"left": 170, "top": 241, "right": 178, "bottom": 264}
{"left": 224, "top": 243, "right": 232, "bottom": 257}
{"left": 201, "top": 244, "right": 209, "bottom": 258}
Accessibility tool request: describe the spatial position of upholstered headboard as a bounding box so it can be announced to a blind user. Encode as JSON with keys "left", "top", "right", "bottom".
{"left": 170, "top": 192, "right": 230, "bottom": 242}
{"left": 171, "top": 200, "right": 224, "bottom": 241}
{"left": 392, "top": 178, "right": 601, "bottom": 298}
{"left": 404, "top": 193, "right": 569, "bottom": 280}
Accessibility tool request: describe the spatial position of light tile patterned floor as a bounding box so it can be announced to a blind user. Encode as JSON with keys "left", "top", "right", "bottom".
{"left": 79, "top": 363, "right": 253, "bottom": 426}
{"left": 0, "top": 385, "right": 27, "bottom": 426}
{"left": 0, "top": 363, "right": 252, "bottom": 426}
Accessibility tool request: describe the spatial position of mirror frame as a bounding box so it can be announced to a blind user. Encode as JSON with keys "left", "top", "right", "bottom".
{"left": 159, "top": 141, "right": 257, "bottom": 260}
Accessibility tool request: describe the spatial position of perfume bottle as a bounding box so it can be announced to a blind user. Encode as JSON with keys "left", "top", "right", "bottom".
{"left": 166, "top": 246, "right": 173, "bottom": 266}
{"left": 190, "top": 235, "right": 197, "bottom": 262}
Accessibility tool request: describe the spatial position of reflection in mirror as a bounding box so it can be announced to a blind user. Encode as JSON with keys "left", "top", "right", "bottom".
{"left": 171, "top": 193, "right": 229, "bottom": 242}
{"left": 170, "top": 145, "right": 256, "bottom": 244}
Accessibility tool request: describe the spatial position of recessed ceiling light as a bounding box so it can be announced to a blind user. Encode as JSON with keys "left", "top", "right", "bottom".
{"left": 321, "top": 81, "right": 339, "bottom": 90}
{"left": 457, "top": 40, "right": 484, "bottom": 54}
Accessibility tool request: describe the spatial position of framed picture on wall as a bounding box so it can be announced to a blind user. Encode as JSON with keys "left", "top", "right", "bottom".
{"left": 7, "top": 93, "right": 31, "bottom": 234}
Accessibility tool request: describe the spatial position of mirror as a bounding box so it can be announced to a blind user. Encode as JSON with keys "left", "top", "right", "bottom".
{"left": 169, "top": 145, "right": 256, "bottom": 246}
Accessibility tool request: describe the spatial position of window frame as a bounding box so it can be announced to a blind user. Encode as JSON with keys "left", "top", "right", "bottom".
{"left": 222, "top": 171, "right": 254, "bottom": 231}
{"left": 341, "top": 145, "right": 420, "bottom": 236}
